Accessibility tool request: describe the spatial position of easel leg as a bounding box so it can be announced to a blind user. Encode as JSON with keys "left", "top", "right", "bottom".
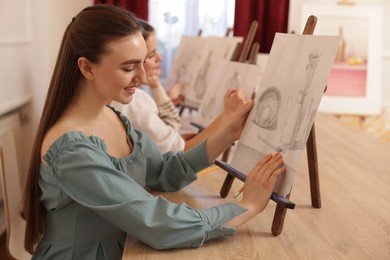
{"left": 271, "top": 203, "right": 288, "bottom": 236}
{"left": 220, "top": 174, "right": 235, "bottom": 198}
{"left": 219, "top": 145, "right": 234, "bottom": 198}
{"left": 306, "top": 123, "right": 321, "bottom": 208}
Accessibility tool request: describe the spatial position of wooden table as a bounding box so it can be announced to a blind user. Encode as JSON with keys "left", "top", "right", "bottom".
{"left": 122, "top": 113, "right": 390, "bottom": 259}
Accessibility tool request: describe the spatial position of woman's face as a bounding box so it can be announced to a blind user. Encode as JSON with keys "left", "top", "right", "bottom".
{"left": 144, "top": 32, "right": 163, "bottom": 77}
{"left": 90, "top": 32, "right": 147, "bottom": 104}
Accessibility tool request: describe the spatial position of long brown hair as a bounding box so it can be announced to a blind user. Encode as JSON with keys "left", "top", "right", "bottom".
{"left": 23, "top": 4, "right": 142, "bottom": 254}
{"left": 138, "top": 19, "right": 155, "bottom": 40}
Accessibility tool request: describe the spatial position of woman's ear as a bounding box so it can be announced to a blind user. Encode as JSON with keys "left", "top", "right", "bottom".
{"left": 78, "top": 57, "right": 94, "bottom": 80}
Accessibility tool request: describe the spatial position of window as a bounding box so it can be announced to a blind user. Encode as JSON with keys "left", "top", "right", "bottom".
{"left": 148, "top": 0, "right": 235, "bottom": 82}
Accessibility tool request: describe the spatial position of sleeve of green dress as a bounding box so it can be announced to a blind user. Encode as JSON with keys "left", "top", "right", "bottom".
{"left": 130, "top": 127, "right": 211, "bottom": 192}
{"left": 41, "top": 138, "right": 247, "bottom": 250}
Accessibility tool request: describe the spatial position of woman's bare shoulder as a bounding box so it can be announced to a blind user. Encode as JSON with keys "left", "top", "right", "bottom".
{"left": 41, "top": 116, "right": 84, "bottom": 160}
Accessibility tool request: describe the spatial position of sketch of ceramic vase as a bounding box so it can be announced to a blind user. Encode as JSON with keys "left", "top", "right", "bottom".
{"left": 294, "top": 99, "right": 314, "bottom": 148}
{"left": 225, "top": 71, "right": 240, "bottom": 93}
{"left": 174, "top": 64, "right": 187, "bottom": 85}
{"left": 252, "top": 87, "right": 281, "bottom": 130}
{"left": 280, "top": 52, "right": 320, "bottom": 150}
{"left": 280, "top": 92, "right": 308, "bottom": 150}
{"left": 304, "top": 52, "right": 320, "bottom": 91}
{"left": 194, "top": 51, "right": 212, "bottom": 100}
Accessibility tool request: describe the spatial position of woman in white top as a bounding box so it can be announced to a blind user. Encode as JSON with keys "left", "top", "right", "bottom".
{"left": 112, "top": 20, "right": 246, "bottom": 153}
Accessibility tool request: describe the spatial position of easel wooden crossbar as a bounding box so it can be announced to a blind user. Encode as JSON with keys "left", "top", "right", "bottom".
{"left": 217, "top": 15, "right": 321, "bottom": 236}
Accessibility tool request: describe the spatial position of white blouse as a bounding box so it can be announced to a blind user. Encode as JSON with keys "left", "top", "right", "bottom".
{"left": 111, "top": 87, "right": 185, "bottom": 153}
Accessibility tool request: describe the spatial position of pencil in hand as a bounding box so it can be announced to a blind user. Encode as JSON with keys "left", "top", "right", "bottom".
{"left": 233, "top": 186, "right": 244, "bottom": 198}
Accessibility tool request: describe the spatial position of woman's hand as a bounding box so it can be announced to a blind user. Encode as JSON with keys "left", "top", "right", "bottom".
{"left": 168, "top": 83, "right": 186, "bottom": 100}
{"left": 223, "top": 88, "right": 246, "bottom": 116}
{"left": 147, "top": 74, "right": 160, "bottom": 89}
{"left": 218, "top": 88, "right": 250, "bottom": 142}
{"left": 203, "top": 100, "right": 253, "bottom": 161}
{"left": 222, "top": 153, "right": 285, "bottom": 228}
{"left": 239, "top": 153, "right": 285, "bottom": 215}
{"left": 221, "top": 98, "right": 254, "bottom": 142}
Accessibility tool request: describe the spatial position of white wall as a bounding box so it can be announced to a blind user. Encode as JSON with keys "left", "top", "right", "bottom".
{"left": 288, "top": 0, "right": 390, "bottom": 109}
{"left": 29, "top": 0, "right": 94, "bottom": 131}
{"left": 0, "top": 0, "right": 93, "bottom": 184}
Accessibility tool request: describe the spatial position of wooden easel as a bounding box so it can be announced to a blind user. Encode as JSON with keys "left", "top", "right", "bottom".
{"left": 178, "top": 25, "right": 255, "bottom": 117}
{"left": 188, "top": 20, "right": 255, "bottom": 165}
{"left": 177, "top": 29, "right": 204, "bottom": 115}
{"left": 189, "top": 21, "right": 260, "bottom": 162}
{"left": 219, "top": 21, "right": 259, "bottom": 162}
{"left": 217, "top": 15, "right": 321, "bottom": 236}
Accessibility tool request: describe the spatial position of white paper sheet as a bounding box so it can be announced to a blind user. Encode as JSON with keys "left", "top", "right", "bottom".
{"left": 182, "top": 36, "right": 243, "bottom": 108}
{"left": 230, "top": 33, "right": 339, "bottom": 197}
{"left": 193, "top": 60, "right": 261, "bottom": 127}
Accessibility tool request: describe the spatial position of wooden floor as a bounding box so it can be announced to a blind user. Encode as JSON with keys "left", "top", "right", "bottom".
{"left": 123, "top": 113, "right": 390, "bottom": 259}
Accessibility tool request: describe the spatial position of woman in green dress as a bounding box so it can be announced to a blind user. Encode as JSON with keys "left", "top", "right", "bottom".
{"left": 23, "top": 4, "right": 285, "bottom": 259}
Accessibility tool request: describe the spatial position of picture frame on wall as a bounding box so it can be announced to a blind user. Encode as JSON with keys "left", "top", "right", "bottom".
{"left": 301, "top": 3, "right": 383, "bottom": 115}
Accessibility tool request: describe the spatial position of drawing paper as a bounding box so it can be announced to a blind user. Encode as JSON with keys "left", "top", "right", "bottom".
{"left": 230, "top": 33, "right": 339, "bottom": 197}
{"left": 182, "top": 36, "right": 243, "bottom": 108}
{"left": 166, "top": 36, "right": 207, "bottom": 91}
{"left": 194, "top": 60, "right": 261, "bottom": 127}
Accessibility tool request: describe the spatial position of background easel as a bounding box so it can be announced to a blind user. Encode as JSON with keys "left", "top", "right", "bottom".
{"left": 178, "top": 25, "right": 256, "bottom": 117}
{"left": 220, "top": 21, "right": 259, "bottom": 162}
{"left": 190, "top": 21, "right": 260, "bottom": 163}
{"left": 216, "top": 15, "right": 321, "bottom": 236}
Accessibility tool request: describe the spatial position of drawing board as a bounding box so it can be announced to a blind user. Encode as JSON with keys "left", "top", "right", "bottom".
{"left": 193, "top": 60, "right": 261, "bottom": 127}
{"left": 230, "top": 33, "right": 339, "bottom": 197}
{"left": 166, "top": 36, "right": 207, "bottom": 92}
{"left": 182, "top": 36, "right": 243, "bottom": 108}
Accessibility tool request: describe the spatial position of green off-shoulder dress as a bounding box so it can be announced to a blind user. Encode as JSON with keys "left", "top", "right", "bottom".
{"left": 33, "top": 108, "right": 246, "bottom": 260}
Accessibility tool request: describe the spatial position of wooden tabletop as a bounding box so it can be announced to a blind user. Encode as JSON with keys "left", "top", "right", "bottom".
{"left": 122, "top": 113, "right": 390, "bottom": 259}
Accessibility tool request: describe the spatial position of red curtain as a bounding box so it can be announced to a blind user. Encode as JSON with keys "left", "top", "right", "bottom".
{"left": 234, "top": 0, "right": 289, "bottom": 53}
{"left": 94, "top": 0, "right": 148, "bottom": 20}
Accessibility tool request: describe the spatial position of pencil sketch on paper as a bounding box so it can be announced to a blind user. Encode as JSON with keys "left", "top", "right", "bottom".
{"left": 252, "top": 86, "right": 281, "bottom": 130}
{"left": 230, "top": 33, "right": 339, "bottom": 197}
{"left": 193, "top": 60, "right": 261, "bottom": 128}
{"left": 193, "top": 50, "right": 213, "bottom": 100}
{"left": 166, "top": 36, "right": 206, "bottom": 91}
{"left": 183, "top": 36, "right": 243, "bottom": 108}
